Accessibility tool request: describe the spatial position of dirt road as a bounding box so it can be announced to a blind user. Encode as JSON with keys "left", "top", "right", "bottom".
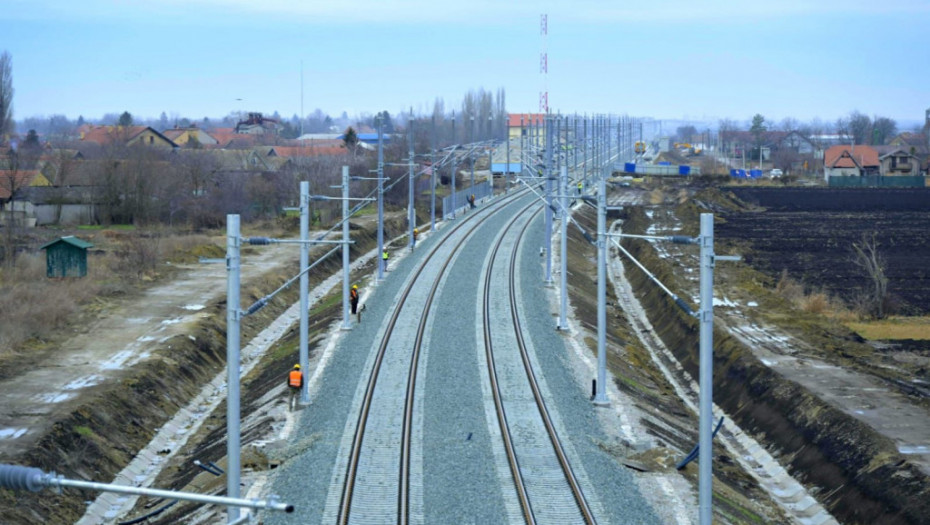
{"left": 0, "top": 242, "right": 294, "bottom": 461}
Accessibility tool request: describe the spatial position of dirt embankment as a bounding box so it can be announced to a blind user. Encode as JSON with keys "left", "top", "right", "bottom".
{"left": 0, "top": 213, "right": 412, "bottom": 525}
{"left": 564, "top": 195, "right": 789, "bottom": 523}
{"left": 620, "top": 196, "right": 930, "bottom": 524}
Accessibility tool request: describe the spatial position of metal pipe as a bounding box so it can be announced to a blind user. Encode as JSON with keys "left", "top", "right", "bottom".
{"left": 0, "top": 464, "right": 293, "bottom": 514}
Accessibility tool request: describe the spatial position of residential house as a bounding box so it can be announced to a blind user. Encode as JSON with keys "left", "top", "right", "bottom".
{"left": 507, "top": 113, "right": 546, "bottom": 140}
{"left": 162, "top": 126, "right": 219, "bottom": 147}
{"left": 80, "top": 125, "right": 178, "bottom": 148}
{"left": 0, "top": 169, "right": 51, "bottom": 226}
{"left": 235, "top": 113, "right": 282, "bottom": 135}
{"left": 888, "top": 132, "right": 928, "bottom": 156}
{"left": 823, "top": 145, "right": 880, "bottom": 180}
{"left": 876, "top": 147, "right": 921, "bottom": 177}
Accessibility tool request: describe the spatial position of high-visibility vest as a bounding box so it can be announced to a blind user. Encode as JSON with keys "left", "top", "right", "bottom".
{"left": 382, "top": 251, "right": 389, "bottom": 260}
{"left": 350, "top": 289, "right": 358, "bottom": 301}
{"left": 288, "top": 370, "right": 302, "bottom": 388}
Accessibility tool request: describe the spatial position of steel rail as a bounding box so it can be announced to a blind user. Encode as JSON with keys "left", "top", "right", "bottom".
{"left": 485, "top": 202, "right": 597, "bottom": 524}
{"left": 337, "top": 187, "right": 528, "bottom": 525}
{"left": 481, "top": 202, "right": 541, "bottom": 524}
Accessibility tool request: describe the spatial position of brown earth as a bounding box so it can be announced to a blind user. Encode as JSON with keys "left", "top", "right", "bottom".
{"left": 0, "top": 211, "right": 411, "bottom": 525}
{"left": 619, "top": 183, "right": 930, "bottom": 524}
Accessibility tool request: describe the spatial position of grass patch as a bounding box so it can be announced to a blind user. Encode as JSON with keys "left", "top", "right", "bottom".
{"left": 74, "top": 425, "right": 94, "bottom": 437}
{"left": 845, "top": 316, "right": 930, "bottom": 340}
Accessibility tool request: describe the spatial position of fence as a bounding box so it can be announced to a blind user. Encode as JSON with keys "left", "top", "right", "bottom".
{"left": 441, "top": 180, "right": 492, "bottom": 219}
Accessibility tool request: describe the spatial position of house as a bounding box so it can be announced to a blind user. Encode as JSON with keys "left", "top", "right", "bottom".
{"left": 888, "top": 132, "right": 928, "bottom": 156}
{"left": 235, "top": 113, "right": 281, "bottom": 135}
{"left": 877, "top": 147, "right": 921, "bottom": 177}
{"left": 162, "top": 126, "right": 219, "bottom": 147}
{"left": 265, "top": 144, "right": 346, "bottom": 159}
{"left": 80, "top": 125, "right": 177, "bottom": 148}
{"left": 0, "top": 169, "right": 51, "bottom": 226}
{"left": 823, "top": 145, "right": 880, "bottom": 180}
{"left": 507, "top": 113, "right": 546, "bottom": 140}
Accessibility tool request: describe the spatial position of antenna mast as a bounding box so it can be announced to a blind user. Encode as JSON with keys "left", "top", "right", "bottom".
{"left": 540, "top": 13, "right": 548, "bottom": 114}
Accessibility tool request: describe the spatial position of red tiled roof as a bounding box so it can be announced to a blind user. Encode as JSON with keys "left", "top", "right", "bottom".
{"left": 824, "top": 145, "right": 879, "bottom": 168}
{"left": 508, "top": 113, "right": 546, "bottom": 127}
{"left": 80, "top": 125, "right": 147, "bottom": 144}
{"left": 0, "top": 170, "right": 40, "bottom": 199}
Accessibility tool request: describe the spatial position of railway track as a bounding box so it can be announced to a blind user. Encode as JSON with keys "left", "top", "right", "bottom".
{"left": 482, "top": 203, "right": 596, "bottom": 524}
{"left": 333, "top": 183, "right": 596, "bottom": 524}
{"left": 336, "top": 189, "right": 529, "bottom": 524}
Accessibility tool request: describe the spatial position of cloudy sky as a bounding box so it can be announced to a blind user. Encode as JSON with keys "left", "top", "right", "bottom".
{"left": 3, "top": 0, "right": 928, "bottom": 126}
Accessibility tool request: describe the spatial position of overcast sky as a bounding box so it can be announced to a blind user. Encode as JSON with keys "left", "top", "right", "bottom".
{"left": 3, "top": 0, "right": 928, "bottom": 126}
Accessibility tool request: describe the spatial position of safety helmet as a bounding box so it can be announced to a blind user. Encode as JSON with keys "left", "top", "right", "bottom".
{"left": 414, "top": 228, "right": 418, "bottom": 233}
{"left": 293, "top": 364, "right": 300, "bottom": 370}
{"left": 352, "top": 284, "right": 358, "bottom": 290}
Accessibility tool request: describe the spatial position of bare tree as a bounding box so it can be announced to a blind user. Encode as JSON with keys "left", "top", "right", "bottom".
{"left": 847, "top": 111, "right": 872, "bottom": 144}
{"left": 871, "top": 116, "right": 897, "bottom": 145}
{"left": 0, "top": 51, "right": 12, "bottom": 140}
{"left": 1, "top": 146, "right": 39, "bottom": 265}
{"left": 851, "top": 232, "right": 889, "bottom": 319}
{"left": 718, "top": 118, "right": 738, "bottom": 156}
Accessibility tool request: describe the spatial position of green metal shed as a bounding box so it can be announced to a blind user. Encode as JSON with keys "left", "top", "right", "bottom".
{"left": 39, "top": 236, "right": 94, "bottom": 278}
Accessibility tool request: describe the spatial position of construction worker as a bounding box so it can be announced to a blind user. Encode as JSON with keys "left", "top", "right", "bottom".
{"left": 287, "top": 364, "right": 303, "bottom": 412}
{"left": 350, "top": 284, "right": 360, "bottom": 317}
{"left": 412, "top": 228, "right": 418, "bottom": 249}
{"left": 577, "top": 180, "right": 583, "bottom": 195}
{"left": 468, "top": 194, "right": 476, "bottom": 209}
{"left": 382, "top": 248, "right": 389, "bottom": 272}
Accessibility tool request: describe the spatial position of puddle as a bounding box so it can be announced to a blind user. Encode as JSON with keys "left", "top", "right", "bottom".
{"left": 161, "top": 318, "right": 183, "bottom": 326}
{"left": 0, "top": 427, "right": 28, "bottom": 439}
{"left": 181, "top": 304, "right": 206, "bottom": 311}
{"left": 899, "top": 445, "right": 930, "bottom": 454}
{"left": 137, "top": 336, "right": 157, "bottom": 342}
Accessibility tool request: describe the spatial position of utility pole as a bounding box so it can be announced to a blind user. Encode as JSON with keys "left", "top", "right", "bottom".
{"left": 377, "top": 116, "right": 385, "bottom": 280}
{"left": 451, "top": 112, "right": 457, "bottom": 219}
{"left": 408, "top": 113, "right": 415, "bottom": 248}
{"left": 341, "top": 167, "right": 351, "bottom": 330}
{"left": 559, "top": 165, "right": 568, "bottom": 329}
{"left": 593, "top": 175, "right": 608, "bottom": 405}
{"left": 299, "top": 181, "right": 310, "bottom": 403}
{"left": 430, "top": 116, "right": 436, "bottom": 230}
{"left": 545, "top": 115, "right": 554, "bottom": 284}
{"left": 225, "top": 214, "right": 242, "bottom": 522}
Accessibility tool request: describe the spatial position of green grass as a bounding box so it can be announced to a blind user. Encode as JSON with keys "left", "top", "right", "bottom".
{"left": 74, "top": 425, "right": 94, "bottom": 437}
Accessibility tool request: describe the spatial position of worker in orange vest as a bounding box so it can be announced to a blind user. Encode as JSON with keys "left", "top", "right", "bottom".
{"left": 412, "top": 228, "right": 418, "bottom": 250}
{"left": 287, "top": 364, "right": 303, "bottom": 412}
{"left": 350, "top": 284, "right": 360, "bottom": 321}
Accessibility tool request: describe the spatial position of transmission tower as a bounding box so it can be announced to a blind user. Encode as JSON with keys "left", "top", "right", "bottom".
{"left": 540, "top": 13, "right": 548, "bottom": 114}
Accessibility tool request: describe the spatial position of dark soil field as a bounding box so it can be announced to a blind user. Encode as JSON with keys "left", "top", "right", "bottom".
{"left": 715, "top": 187, "right": 930, "bottom": 316}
